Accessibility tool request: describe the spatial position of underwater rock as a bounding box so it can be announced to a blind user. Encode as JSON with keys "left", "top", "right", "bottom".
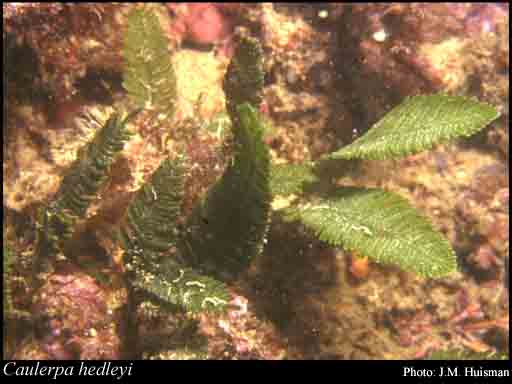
{"left": 332, "top": 4, "right": 508, "bottom": 135}
{"left": 14, "top": 264, "right": 128, "bottom": 359}
{"left": 135, "top": 290, "right": 287, "bottom": 360}
{"left": 4, "top": 4, "right": 145, "bottom": 104}
{"left": 197, "top": 292, "right": 287, "bottom": 359}
{"left": 469, "top": 244, "right": 500, "bottom": 278}
{"left": 455, "top": 163, "right": 509, "bottom": 282}
{"left": 259, "top": 3, "right": 339, "bottom": 161}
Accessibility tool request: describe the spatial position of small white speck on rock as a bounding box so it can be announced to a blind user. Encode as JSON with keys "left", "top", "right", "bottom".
{"left": 372, "top": 29, "right": 388, "bottom": 43}
{"left": 317, "top": 10, "right": 328, "bottom": 19}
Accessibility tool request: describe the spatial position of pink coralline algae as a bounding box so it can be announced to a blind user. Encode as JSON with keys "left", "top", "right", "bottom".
{"left": 14, "top": 264, "right": 128, "bottom": 360}
{"left": 166, "top": 3, "right": 240, "bottom": 56}
{"left": 198, "top": 292, "right": 287, "bottom": 359}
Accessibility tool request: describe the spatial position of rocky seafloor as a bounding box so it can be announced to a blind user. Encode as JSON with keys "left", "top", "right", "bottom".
{"left": 3, "top": 3, "right": 509, "bottom": 359}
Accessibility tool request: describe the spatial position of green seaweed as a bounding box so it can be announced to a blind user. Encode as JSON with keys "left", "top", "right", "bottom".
{"left": 123, "top": 7, "right": 176, "bottom": 118}
{"left": 328, "top": 94, "right": 500, "bottom": 161}
{"left": 25, "top": 7, "right": 503, "bottom": 359}
{"left": 223, "top": 35, "right": 264, "bottom": 121}
{"left": 283, "top": 187, "right": 456, "bottom": 278}
{"left": 182, "top": 104, "right": 271, "bottom": 281}
{"left": 35, "top": 110, "right": 138, "bottom": 270}
{"left": 275, "top": 94, "right": 499, "bottom": 278}
{"left": 120, "top": 156, "right": 231, "bottom": 313}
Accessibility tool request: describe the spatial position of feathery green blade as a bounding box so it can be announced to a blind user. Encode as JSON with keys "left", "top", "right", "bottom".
{"left": 55, "top": 110, "right": 137, "bottom": 218}
{"left": 223, "top": 35, "right": 264, "bottom": 121}
{"left": 183, "top": 104, "right": 271, "bottom": 280}
{"left": 131, "top": 258, "right": 231, "bottom": 314}
{"left": 3, "top": 242, "right": 14, "bottom": 318}
{"left": 119, "top": 156, "right": 230, "bottom": 313}
{"left": 123, "top": 8, "right": 176, "bottom": 117}
{"left": 284, "top": 187, "right": 457, "bottom": 278}
{"left": 270, "top": 162, "right": 318, "bottom": 196}
{"left": 122, "top": 156, "right": 185, "bottom": 257}
{"left": 38, "top": 110, "right": 137, "bottom": 258}
{"left": 329, "top": 94, "right": 500, "bottom": 160}
{"left": 120, "top": 156, "right": 186, "bottom": 305}
{"left": 3, "top": 242, "right": 30, "bottom": 321}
